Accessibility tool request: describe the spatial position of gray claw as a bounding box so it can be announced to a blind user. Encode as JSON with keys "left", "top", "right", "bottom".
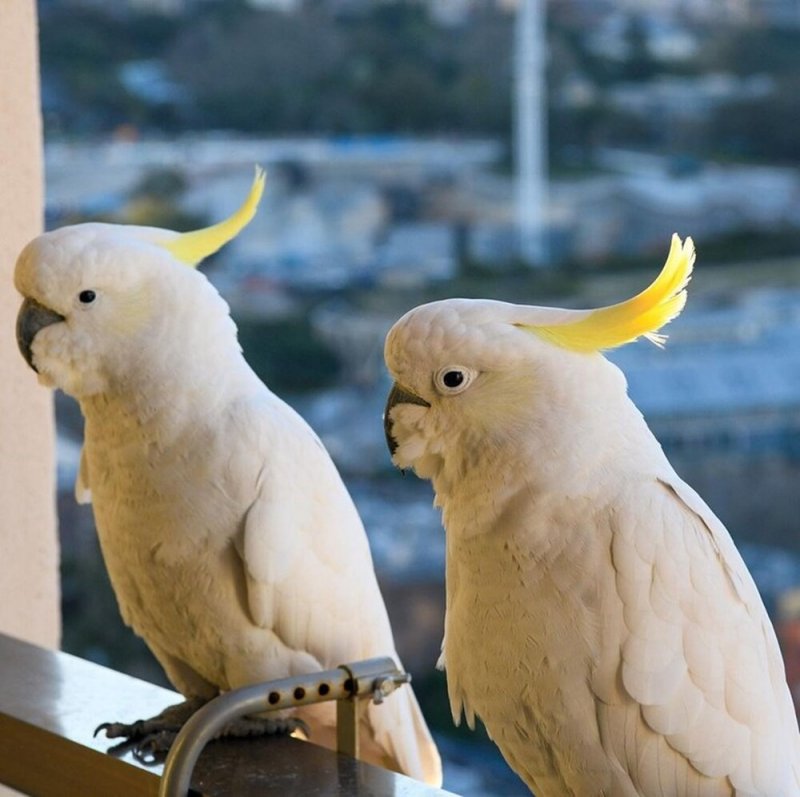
{"left": 132, "top": 731, "right": 177, "bottom": 763}
{"left": 96, "top": 719, "right": 149, "bottom": 740}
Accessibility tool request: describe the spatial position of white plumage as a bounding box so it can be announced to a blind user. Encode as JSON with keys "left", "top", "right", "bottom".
{"left": 382, "top": 241, "right": 800, "bottom": 795}
{"left": 14, "top": 215, "right": 441, "bottom": 786}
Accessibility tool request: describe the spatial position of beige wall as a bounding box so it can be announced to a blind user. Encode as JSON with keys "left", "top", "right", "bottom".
{"left": 0, "top": 1, "right": 60, "bottom": 649}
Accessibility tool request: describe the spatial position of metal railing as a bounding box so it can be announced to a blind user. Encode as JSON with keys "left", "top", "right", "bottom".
{"left": 160, "top": 657, "right": 410, "bottom": 797}
{"left": 0, "top": 633, "right": 451, "bottom": 797}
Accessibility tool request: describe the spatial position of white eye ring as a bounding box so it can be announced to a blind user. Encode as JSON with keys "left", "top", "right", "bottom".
{"left": 434, "top": 365, "right": 477, "bottom": 395}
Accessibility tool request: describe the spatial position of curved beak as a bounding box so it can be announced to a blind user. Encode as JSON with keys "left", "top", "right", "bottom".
{"left": 16, "top": 297, "right": 65, "bottom": 372}
{"left": 383, "top": 382, "right": 430, "bottom": 457}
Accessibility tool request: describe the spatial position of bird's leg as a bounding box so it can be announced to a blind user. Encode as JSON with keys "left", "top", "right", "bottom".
{"left": 96, "top": 699, "right": 310, "bottom": 763}
{"left": 95, "top": 697, "right": 208, "bottom": 762}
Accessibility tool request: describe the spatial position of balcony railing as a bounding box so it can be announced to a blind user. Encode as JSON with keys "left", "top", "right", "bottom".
{"left": 0, "top": 632, "right": 453, "bottom": 796}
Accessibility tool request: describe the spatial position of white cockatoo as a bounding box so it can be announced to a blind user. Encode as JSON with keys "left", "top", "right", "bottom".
{"left": 14, "top": 169, "right": 441, "bottom": 786}
{"left": 383, "top": 234, "right": 800, "bottom": 795}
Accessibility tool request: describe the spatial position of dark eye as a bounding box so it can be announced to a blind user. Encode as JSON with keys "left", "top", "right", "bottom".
{"left": 442, "top": 370, "right": 464, "bottom": 388}
{"left": 78, "top": 290, "right": 96, "bottom": 304}
{"left": 434, "top": 364, "right": 476, "bottom": 395}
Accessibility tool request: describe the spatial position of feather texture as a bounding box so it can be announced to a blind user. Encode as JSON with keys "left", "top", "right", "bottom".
{"left": 14, "top": 212, "right": 442, "bottom": 787}
{"left": 160, "top": 166, "right": 266, "bottom": 267}
{"left": 521, "top": 233, "right": 694, "bottom": 352}
{"left": 382, "top": 248, "right": 800, "bottom": 794}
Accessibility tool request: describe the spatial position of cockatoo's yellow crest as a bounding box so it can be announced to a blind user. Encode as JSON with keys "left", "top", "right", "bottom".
{"left": 161, "top": 166, "right": 266, "bottom": 267}
{"left": 523, "top": 233, "right": 695, "bottom": 352}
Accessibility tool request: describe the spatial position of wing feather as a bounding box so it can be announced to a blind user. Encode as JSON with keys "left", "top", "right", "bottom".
{"left": 605, "top": 473, "right": 800, "bottom": 794}
{"left": 234, "top": 396, "right": 442, "bottom": 785}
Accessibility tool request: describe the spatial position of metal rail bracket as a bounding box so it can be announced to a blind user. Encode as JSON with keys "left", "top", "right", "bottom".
{"left": 159, "top": 657, "right": 411, "bottom": 797}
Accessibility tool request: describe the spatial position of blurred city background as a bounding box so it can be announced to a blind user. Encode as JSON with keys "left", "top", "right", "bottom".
{"left": 41, "top": 0, "right": 800, "bottom": 793}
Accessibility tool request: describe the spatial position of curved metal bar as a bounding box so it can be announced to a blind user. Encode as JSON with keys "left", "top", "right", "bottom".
{"left": 159, "top": 657, "right": 409, "bottom": 797}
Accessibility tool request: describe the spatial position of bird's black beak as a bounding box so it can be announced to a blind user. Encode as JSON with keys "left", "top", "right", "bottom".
{"left": 383, "top": 382, "right": 430, "bottom": 457}
{"left": 16, "top": 297, "right": 65, "bottom": 372}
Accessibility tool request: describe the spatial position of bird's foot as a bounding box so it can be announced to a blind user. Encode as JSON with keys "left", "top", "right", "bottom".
{"left": 95, "top": 697, "right": 207, "bottom": 763}
{"left": 95, "top": 698, "right": 309, "bottom": 762}
{"left": 220, "top": 715, "right": 310, "bottom": 740}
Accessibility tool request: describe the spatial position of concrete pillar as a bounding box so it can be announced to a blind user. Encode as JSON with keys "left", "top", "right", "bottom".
{"left": 0, "top": 2, "right": 60, "bottom": 650}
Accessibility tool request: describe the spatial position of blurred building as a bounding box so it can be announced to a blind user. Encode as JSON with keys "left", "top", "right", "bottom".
{"left": 610, "top": 287, "right": 800, "bottom": 550}
{"left": 44, "top": 135, "right": 800, "bottom": 284}
{"left": 607, "top": 74, "right": 774, "bottom": 121}
{"left": 613, "top": 289, "right": 800, "bottom": 455}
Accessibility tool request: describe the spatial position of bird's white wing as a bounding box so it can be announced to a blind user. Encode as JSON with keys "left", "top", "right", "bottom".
{"left": 599, "top": 473, "right": 800, "bottom": 795}
{"left": 234, "top": 397, "right": 394, "bottom": 668}
{"left": 233, "top": 396, "right": 441, "bottom": 785}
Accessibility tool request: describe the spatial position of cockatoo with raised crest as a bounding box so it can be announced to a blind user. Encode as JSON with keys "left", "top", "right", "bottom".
{"left": 14, "top": 169, "right": 441, "bottom": 786}
{"left": 383, "top": 234, "right": 800, "bottom": 795}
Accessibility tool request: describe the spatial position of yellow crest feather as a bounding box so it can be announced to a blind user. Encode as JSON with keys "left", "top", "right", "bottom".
{"left": 161, "top": 166, "right": 266, "bottom": 267}
{"left": 523, "top": 234, "right": 695, "bottom": 353}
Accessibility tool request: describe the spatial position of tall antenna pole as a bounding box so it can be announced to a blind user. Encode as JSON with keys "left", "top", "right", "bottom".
{"left": 515, "top": 0, "right": 548, "bottom": 266}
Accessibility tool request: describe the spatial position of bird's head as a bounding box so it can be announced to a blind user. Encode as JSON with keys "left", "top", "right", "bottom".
{"left": 14, "top": 168, "right": 265, "bottom": 399}
{"left": 384, "top": 234, "right": 695, "bottom": 480}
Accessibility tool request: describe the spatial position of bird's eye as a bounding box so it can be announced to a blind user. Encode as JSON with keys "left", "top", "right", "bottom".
{"left": 434, "top": 365, "right": 476, "bottom": 395}
{"left": 78, "top": 290, "right": 96, "bottom": 304}
{"left": 443, "top": 370, "right": 464, "bottom": 388}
